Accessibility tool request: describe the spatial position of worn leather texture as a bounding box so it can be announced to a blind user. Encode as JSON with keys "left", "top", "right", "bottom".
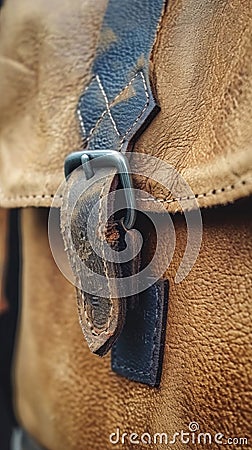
{"left": 0, "top": 0, "right": 108, "bottom": 206}
{"left": 112, "top": 279, "right": 169, "bottom": 387}
{"left": 60, "top": 0, "right": 165, "bottom": 358}
{"left": 14, "top": 202, "right": 251, "bottom": 450}
{"left": 0, "top": 0, "right": 251, "bottom": 208}
{"left": 61, "top": 167, "right": 140, "bottom": 355}
{"left": 0, "top": 0, "right": 251, "bottom": 448}
{"left": 78, "top": 0, "right": 164, "bottom": 151}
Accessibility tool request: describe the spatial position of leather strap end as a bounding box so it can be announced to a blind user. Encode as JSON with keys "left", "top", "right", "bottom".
{"left": 76, "top": 289, "right": 126, "bottom": 356}
{"left": 111, "top": 279, "right": 169, "bottom": 387}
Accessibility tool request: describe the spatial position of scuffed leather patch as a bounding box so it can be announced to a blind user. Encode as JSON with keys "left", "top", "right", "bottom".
{"left": 60, "top": 0, "right": 166, "bottom": 359}
{"left": 61, "top": 167, "right": 141, "bottom": 356}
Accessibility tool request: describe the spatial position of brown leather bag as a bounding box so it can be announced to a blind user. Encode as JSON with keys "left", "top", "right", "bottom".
{"left": 0, "top": 0, "right": 251, "bottom": 449}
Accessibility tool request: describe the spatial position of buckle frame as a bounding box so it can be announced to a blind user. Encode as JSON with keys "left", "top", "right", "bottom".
{"left": 64, "top": 150, "right": 136, "bottom": 229}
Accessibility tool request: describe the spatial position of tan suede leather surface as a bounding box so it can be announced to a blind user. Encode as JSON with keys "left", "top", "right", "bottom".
{"left": 135, "top": 0, "right": 252, "bottom": 212}
{"left": 0, "top": 0, "right": 251, "bottom": 449}
{"left": 15, "top": 204, "right": 251, "bottom": 450}
{"left": 0, "top": 0, "right": 108, "bottom": 207}
{"left": 0, "top": 0, "right": 251, "bottom": 209}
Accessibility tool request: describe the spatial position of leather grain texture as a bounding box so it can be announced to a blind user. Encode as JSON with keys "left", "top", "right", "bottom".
{"left": 112, "top": 279, "right": 169, "bottom": 387}
{"left": 61, "top": 0, "right": 165, "bottom": 357}
{"left": 14, "top": 202, "right": 251, "bottom": 449}
{"left": 78, "top": 0, "right": 164, "bottom": 151}
{"left": 0, "top": 0, "right": 251, "bottom": 208}
{"left": 0, "top": 0, "right": 108, "bottom": 206}
{"left": 134, "top": 0, "right": 252, "bottom": 213}
{"left": 61, "top": 167, "right": 140, "bottom": 355}
{"left": 0, "top": 0, "right": 250, "bottom": 447}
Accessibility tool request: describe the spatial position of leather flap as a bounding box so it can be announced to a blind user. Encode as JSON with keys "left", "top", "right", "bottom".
{"left": 0, "top": 0, "right": 252, "bottom": 211}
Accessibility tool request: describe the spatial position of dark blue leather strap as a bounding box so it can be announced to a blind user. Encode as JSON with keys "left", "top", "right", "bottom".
{"left": 112, "top": 280, "right": 169, "bottom": 387}
{"left": 64, "top": 0, "right": 169, "bottom": 386}
{"left": 78, "top": 0, "right": 165, "bottom": 151}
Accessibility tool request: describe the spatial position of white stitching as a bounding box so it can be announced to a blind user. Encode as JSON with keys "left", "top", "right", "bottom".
{"left": 0, "top": 179, "right": 250, "bottom": 204}
{"left": 77, "top": 108, "right": 86, "bottom": 137}
{"left": 138, "top": 179, "right": 250, "bottom": 204}
{"left": 0, "top": 194, "right": 61, "bottom": 201}
{"left": 77, "top": 71, "right": 149, "bottom": 145}
{"left": 77, "top": 75, "right": 108, "bottom": 143}
{"left": 86, "top": 109, "right": 108, "bottom": 143}
{"left": 96, "top": 74, "right": 120, "bottom": 137}
{"left": 119, "top": 71, "right": 149, "bottom": 149}
{"left": 91, "top": 179, "right": 114, "bottom": 335}
{"left": 76, "top": 76, "right": 94, "bottom": 137}
{"left": 80, "top": 290, "right": 111, "bottom": 336}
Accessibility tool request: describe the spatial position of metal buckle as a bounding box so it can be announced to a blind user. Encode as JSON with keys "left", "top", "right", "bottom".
{"left": 64, "top": 150, "right": 136, "bottom": 229}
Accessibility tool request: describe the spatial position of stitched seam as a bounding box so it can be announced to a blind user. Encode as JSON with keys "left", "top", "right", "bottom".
{"left": 81, "top": 181, "right": 114, "bottom": 336}
{"left": 77, "top": 75, "right": 126, "bottom": 143}
{"left": 0, "top": 194, "right": 62, "bottom": 200}
{"left": 119, "top": 71, "right": 149, "bottom": 149}
{"left": 77, "top": 77, "right": 107, "bottom": 142}
{"left": 94, "top": 72, "right": 142, "bottom": 138}
{"left": 113, "top": 285, "right": 160, "bottom": 379}
{"left": 59, "top": 175, "right": 112, "bottom": 341}
{"left": 96, "top": 74, "right": 120, "bottom": 137}
{"left": 70, "top": 222, "right": 112, "bottom": 337}
{"left": 76, "top": 75, "right": 108, "bottom": 142}
{"left": 137, "top": 178, "right": 251, "bottom": 204}
{"left": 60, "top": 179, "right": 86, "bottom": 339}
{"left": 77, "top": 108, "right": 86, "bottom": 137}
{"left": 77, "top": 76, "right": 93, "bottom": 138}
{"left": 86, "top": 109, "right": 108, "bottom": 143}
{"left": 77, "top": 71, "right": 149, "bottom": 146}
{"left": 80, "top": 291, "right": 101, "bottom": 337}
{"left": 1, "top": 178, "right": 250, "bottom": 203}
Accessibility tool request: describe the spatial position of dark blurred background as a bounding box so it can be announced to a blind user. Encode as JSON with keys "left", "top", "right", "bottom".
{"left": 0, "top": 210, "right": 20, "bottom": 450}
